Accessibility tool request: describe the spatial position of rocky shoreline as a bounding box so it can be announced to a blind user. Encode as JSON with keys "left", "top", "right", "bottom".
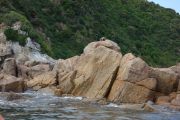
{"left": 0, "top": 23, "right": 180, "bottom": 112}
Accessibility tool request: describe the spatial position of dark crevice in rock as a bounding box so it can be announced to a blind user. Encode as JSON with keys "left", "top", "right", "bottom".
{"left": 15, "top": 65, "right": 18, "bottom": 77}
{"left": 104, "top": 66, "right": 120, "bottom": 99}
{"left": 55, "top": 71, "right": 59, "bottom": 86}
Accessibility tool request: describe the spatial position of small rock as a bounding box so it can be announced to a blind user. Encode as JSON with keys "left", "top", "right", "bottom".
{"left": 156, "top": 96, "right": 171, "bottom": 105}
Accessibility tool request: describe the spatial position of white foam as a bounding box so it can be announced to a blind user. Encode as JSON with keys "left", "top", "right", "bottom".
{"left": 62, "top": 96, "right": 83, "bottom": 100}
{"left": 106, "top": 103, "right": 120, "bottom": 108}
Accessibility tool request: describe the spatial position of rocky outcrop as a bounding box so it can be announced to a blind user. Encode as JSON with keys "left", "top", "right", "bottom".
{"left": 0, "top": 31, "right": 180, "bottom": 111}
{"left": 25, "top": 39, "right": 180, "bottom": 108}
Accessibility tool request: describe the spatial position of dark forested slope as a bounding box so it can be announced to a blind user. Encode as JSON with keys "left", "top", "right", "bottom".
{"left": 0, "top": 0, "right": 180, "bottom": 67}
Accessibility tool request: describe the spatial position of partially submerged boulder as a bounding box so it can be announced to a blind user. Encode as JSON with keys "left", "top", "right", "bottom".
{"left": 108, "top": 53, "right": 154, "bottom": 103}
{"left": 0, "top": 74, "right": 25, "bottom": 92}
{"left": 108, "top": 80, "right": 154, "bottom": 104}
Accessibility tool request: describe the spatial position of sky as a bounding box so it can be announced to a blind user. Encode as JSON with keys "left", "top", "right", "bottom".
{"left": 147, "top": 0, "right": 180, "bottom": 13}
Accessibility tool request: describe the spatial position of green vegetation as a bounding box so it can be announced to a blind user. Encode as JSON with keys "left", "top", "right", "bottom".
{"left": 4, "top": 28, "right": 27, "bottom": 46}
{"left": 0, "top": 0, "right": 180, "bottom": 67}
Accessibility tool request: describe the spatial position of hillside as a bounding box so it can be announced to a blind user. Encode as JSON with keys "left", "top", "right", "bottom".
{"left": 0, "top": 0, "right": 180, "bottom": 67}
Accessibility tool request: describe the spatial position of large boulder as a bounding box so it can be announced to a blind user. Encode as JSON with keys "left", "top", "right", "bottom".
{"left": 108, "top": 53, "right": 154, "bottom": 103}
{"left": 149, "top": 68, "right": 178, "bottom": 94}
{"left": 2, "top": 58, "right": 17, "bottom": 76}
{"left": 0, "top": 74, "right": 25, "bottom": 92}
{"left": 72, "top": 46, "right": 122, "bottom": 99}
{"left": 27, "top": 71, "right": 57, "bottom": 90}
{"left": 84, "top": 38, "right": 120, "bottom": 54}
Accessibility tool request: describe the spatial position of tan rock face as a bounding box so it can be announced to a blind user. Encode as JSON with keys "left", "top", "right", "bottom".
{"left": 57, "top": 70, "right": 77, "bottom": 94}
{"left": 0, "top": 75, "right": 25, "bottom": 92}
{"left": 108, "top": 80, "right": 154, "bottom": 104}
{"left": 118, "top": 57, "right": 150, "bottom": 83}
{"left": 18, "top": 64, "right": 51, "bottom": 79}
{"left": 156, "top": 96, "right": 171, "bottom": 105}
{"left": 150, "top": 68, "right": 178, "bottom": 94}
{"left": 72, "top": 46, "right": 122, "bottom": 99}
{"left": 83, "top": 39, "right": 120, "bottom": 54}
{"left": 53, "top": 56, "right": 79, "bottom": 72}
{"left": 29, "top": 64, "right": 51, "bottom": 78}
{"left": 3, "top": 58, "right": 17, "bottom": 76}
{"left": 27, "top": 71, "right": 57, "bottom": 90}
{"left": 136, "top": 78, "right": 157, "bottom": 91}
{"left": 108, "top": 53, "right": 154, "bottom": 103}
{"left": 170, "top": 64, "right": 180, "bottom": 75}
{"left": 171, "top": 94, "right": 180, "bottom": 106}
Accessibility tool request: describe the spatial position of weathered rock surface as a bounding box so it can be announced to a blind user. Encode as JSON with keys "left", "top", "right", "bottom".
{"left": 2, "top": 58, "right": 17, "bottom": 76}
{"left": 0, "top": 74, "right": 25, "bottom": 92}
{"left": 83, "top": 38, "right": 120, "bottom": 54}
{"left": 18, "top": 64, "right": 51, "bottom": 79}
{"left": 150, "top": 68, "right": 178, "bottom": 94}
{"left": 53, "top": 56, "right": 79, "bottom": 72}
{"left": 27, "top": 71, "right": 57, "bottom": 90}
{"left": 156, "top": 96, "right": 171, "bottom": 105}
{"left": 57, "top": 70, "right": 77, "bottom": 94}
{"left": 136, "top": 78, "right": 157, "bottom": 91}
{"left": 171, "top": 94, "right": 180, "bottom": 106}
{"left": 72, "top": 46, "right": 122, "bottom": 99}
{"left": 108, "top": 53, "right": 154, "bottom": 103}
{"left": 109, "top": 80, "right": 154, "bottom": 103}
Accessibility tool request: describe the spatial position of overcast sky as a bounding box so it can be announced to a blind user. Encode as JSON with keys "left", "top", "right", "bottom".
{"left": 147, "top": 0, "right": 180, "bottom": 13}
